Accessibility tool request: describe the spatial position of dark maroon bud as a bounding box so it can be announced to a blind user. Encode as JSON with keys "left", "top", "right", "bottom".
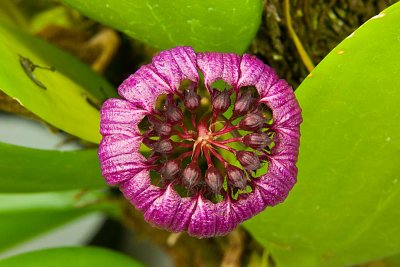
{"left": 184, "top": 88, "right": 201, "bottom": 110}
{"left": 155, "top": 122, "right": 172, "bottom": 137}
{"left": 153, "top": 139, "right": 174, "bottom": 154}
{"left": 212, "top": 90, "right": 231, "bottom": 113}
{"left": 160, "top": 160, "right": 180, "bottom": 180}
{"left": 239, "top": 112, "right": 265, "bottom": 131}
{"left": 182, "top": 162, "right": 201, "bottom": 189}
{"left": 236, "top": 151, "right": 260, "bottom": 170}
{"left": 243, "top": 132, "right": 272, "bottom": 150}
{"left": 233, "top": 92, "right": 255, "bottom": 115}
{"left": 165, "top": 100, "right": 183, "bottom": 124}
{"left": 148, "top": 117, "right": 172, "bottom": 137}
{"left": 205, "top": 166, "right": 223, "bottom": 194}
{"left": 226, "top": 165, "right": 247, "bottom": 189}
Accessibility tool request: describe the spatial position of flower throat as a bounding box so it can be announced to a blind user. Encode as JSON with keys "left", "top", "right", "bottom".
{"left": 139, "top": 80, "right": 274, "bottom": 202}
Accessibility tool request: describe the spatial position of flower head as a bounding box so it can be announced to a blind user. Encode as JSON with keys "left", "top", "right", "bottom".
{"left": 98, "top": 47, "right": 302, "bottom": 238}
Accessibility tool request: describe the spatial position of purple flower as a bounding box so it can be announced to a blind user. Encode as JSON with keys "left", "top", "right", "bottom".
{"left": 98, "top": 47, "right": 302, "bottom": 238}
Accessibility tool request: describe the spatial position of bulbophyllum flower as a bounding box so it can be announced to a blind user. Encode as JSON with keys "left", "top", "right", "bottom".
{"left": 98, "top": 47, "right": 302, "bottom": 238}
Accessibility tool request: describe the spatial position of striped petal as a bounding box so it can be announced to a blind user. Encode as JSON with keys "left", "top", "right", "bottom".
{"left": 169, "top": 197, "right": 198, "bottom": 233}
{"left": 237, "top": 54, "right": 279, "bottom": 97}
{"left": 99, "top": 143, "right": 148, "bottom": 186}
{"left": 260, "top": 80, "right": 302, "bottom": 128}
{"left": 100, "top": 98, "right": 147, "bottom": 137}
{"left": 232, "top": 188, "right": 267, "bottom": 222}
{"left": 144, "top": 184, "right": 181, "bottom": 229}
{"left": 188, "top": 195, "right": 217, "bottom": 238}
{"left": 197, "top": 52, "right": 241, "bottom": 91}
{"left": 151, "top": 46, "right": 199, "bottom": 91}
{"left": 118, "top": 65, "right": 173, "bottom": 112}
{"left": 120, "top": 169, "right": 151, "bottom": 200}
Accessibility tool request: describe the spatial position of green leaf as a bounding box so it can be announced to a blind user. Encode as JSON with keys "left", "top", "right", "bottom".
{"left": 60, "top": 0, "right": 262, "bottom": 53}
{"left": 0, "top": 142, "right": 105, "bottom": 193}
{"left": 0, "top": 0, "right": 28, "bottom": 28}
{"left": 0, "top": 190, "right": 115, "bottom": 251}
{"left": 0, "top": 247, "right": 145, "bottom": 267}
{"left": 244, "top": 3, "right": 400, "bottom": 267}
{"left": 0, "top": 20, "right": 116, "bottom": 144}
{"left": 384, "top": 254, "right": 400, "bottom": 267}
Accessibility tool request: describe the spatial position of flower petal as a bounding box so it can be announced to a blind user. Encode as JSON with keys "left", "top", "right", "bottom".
{"left": 152, "top": 46, "right": 199, "bottom": 91}
{"left": 120, "top": 169, "right": 151, "bottom": 199}
{"left": 197, "top": 52, "right": 241, "bottom": 91}
{"left": 237, "top": 54, "right": 279, "bottom": 97}
{"left": 98, "top": 134, "right": 142, "bottom": 161}
{"left": 118, "top": 65, "right": 172, "bottom": 112}
{"left": 188, "top": 195, "right": 217, "bottom": 238}
{"left": 260, "top": 80, "right": 302, "bottom": 128}
{"left": 213, "top": 198, "right": 239, "bottom": 236}
{"left": 100, "top": 99, "right": 147, "bottom": 137}
{"left": 144, "top": 184, "right": 181, "bottom": 229}
{"left": 131, "top": 185, "right": 164, "bottom": 212}
{"left": 255, "top": 178, "right": 290, "bottom": 206}
{"left": 99, "top": 149, "right": 148, "bottom": 186}
{"left": 232, "top": 188, "right": 267, "bottom": 222}
{"left": 169, "top": 197, "right": 197, "bottom": 233}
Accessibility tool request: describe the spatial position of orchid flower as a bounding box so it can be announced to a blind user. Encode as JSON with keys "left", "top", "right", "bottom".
{"left": 98, "top": 46, "right": 302, "bottom": 238}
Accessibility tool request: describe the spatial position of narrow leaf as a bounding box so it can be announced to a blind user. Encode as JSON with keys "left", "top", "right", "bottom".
{"left": 0, "top": 190, "right": 116, "bottom": 251}
{"left": 0, "top": 247, "right": 144, "bottom": 267}
{"left": 0, "top": 21, "right": 116, "bottom": 143}
{"left": 0, "top": 142, "right": 105, "bottom": 193}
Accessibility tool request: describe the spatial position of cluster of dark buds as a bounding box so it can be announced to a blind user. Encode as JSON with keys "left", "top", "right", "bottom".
{"left": 98, "top": 47, "right": 302, "bottom": 238}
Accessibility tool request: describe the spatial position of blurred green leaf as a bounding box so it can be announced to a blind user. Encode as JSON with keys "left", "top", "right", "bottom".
{"left": 0, "top": 21, "right": 116, "bottom": 144}
{"left": 0, "top": 190, "right": 116, "bottom": 251}
{"left": 60, "top": 0, "right": 262, "bottom": 53}
{"left": 0, "top": 142, "right": 105, "bottom": 192}
{"left": 0, "top": 0, "right": 28, "bottom": 28}
{"left": 244, "top": 3, "right": 400, "bottom": 267}
{"left": 30, "top": 6, "right": 73, "bottom": 33}
{"left": 384, "top": 253, "right": 400, "bottom": 267}
{"left": 0, "top": 247, "right": 144, "bottom": 267}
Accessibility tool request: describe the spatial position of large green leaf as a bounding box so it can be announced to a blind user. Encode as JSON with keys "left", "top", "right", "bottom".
{"left": 0, "top": 20, "right": 116, "bottom": 144}
{"left": 0, "top": 190, "right": 116, "bottom": 251}
{"left": 244, "top": 3, "right": 400, "bottom": 267}
{"left": 0, "top": 142, "right": 105, "bottom": 193}
{"left": 61, "top": 0, "right": 262, "bottom": 53}
{"left": 384, "top": 254, "right": 400, "bottom": 267}
{"left": 0, "top": 247, "right": 144, "bottom": 267}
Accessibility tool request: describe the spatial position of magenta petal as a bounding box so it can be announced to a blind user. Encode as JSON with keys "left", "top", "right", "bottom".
{"left": 188, "top": 195, "right": 217, "bottom": 238}
{"left": 118, "top": 65, "right": 172, "bottom": 112}
{"left": 233, "top": 188, "right": 267, "bottom": 222}
{"left": 99, "top": 149, "right": 148, "bottom": 186}
{"left": 100, "top": 99, "right": 147, "bottom": 137}
{"left": 213, "top": 198, "right": 239, "bottom": 236}
{"left": 144, "top": 184, "right": 181, "bottom": 228}
{"left": 273, "top": 127, "right": 301, "bottom": 148}
{"left": 197, "top": 52, "right": 241, "bottom": 91}
{"left": 120, "top": 169, "right": 151, "bottom": 199}
{"left": 152, "top": 46, "right": 199, "bottom": 90}
{"left": 237, "top": 54, "right": 279, "bottom": 97}
{"left": 260, "top": 80, "right": 302, "bottom": 128}
{"left": 128, "top": 185, "right": 163, "bottom": 212}
{"left": 271, "top": 135, "right": 300, "bottom": 170}
{"left": 255, "top": 178, "right": 289, "bottom": 206}
{"left": 98, "top": 134, "right": 142, "bottom": 161}
{"left": 169, "top": 197, "right": 197, "bottom": 232}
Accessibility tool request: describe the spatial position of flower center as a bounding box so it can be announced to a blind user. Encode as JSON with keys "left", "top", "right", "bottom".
{"left": 139, "top": 80, "right": 274, "bottom": 202}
